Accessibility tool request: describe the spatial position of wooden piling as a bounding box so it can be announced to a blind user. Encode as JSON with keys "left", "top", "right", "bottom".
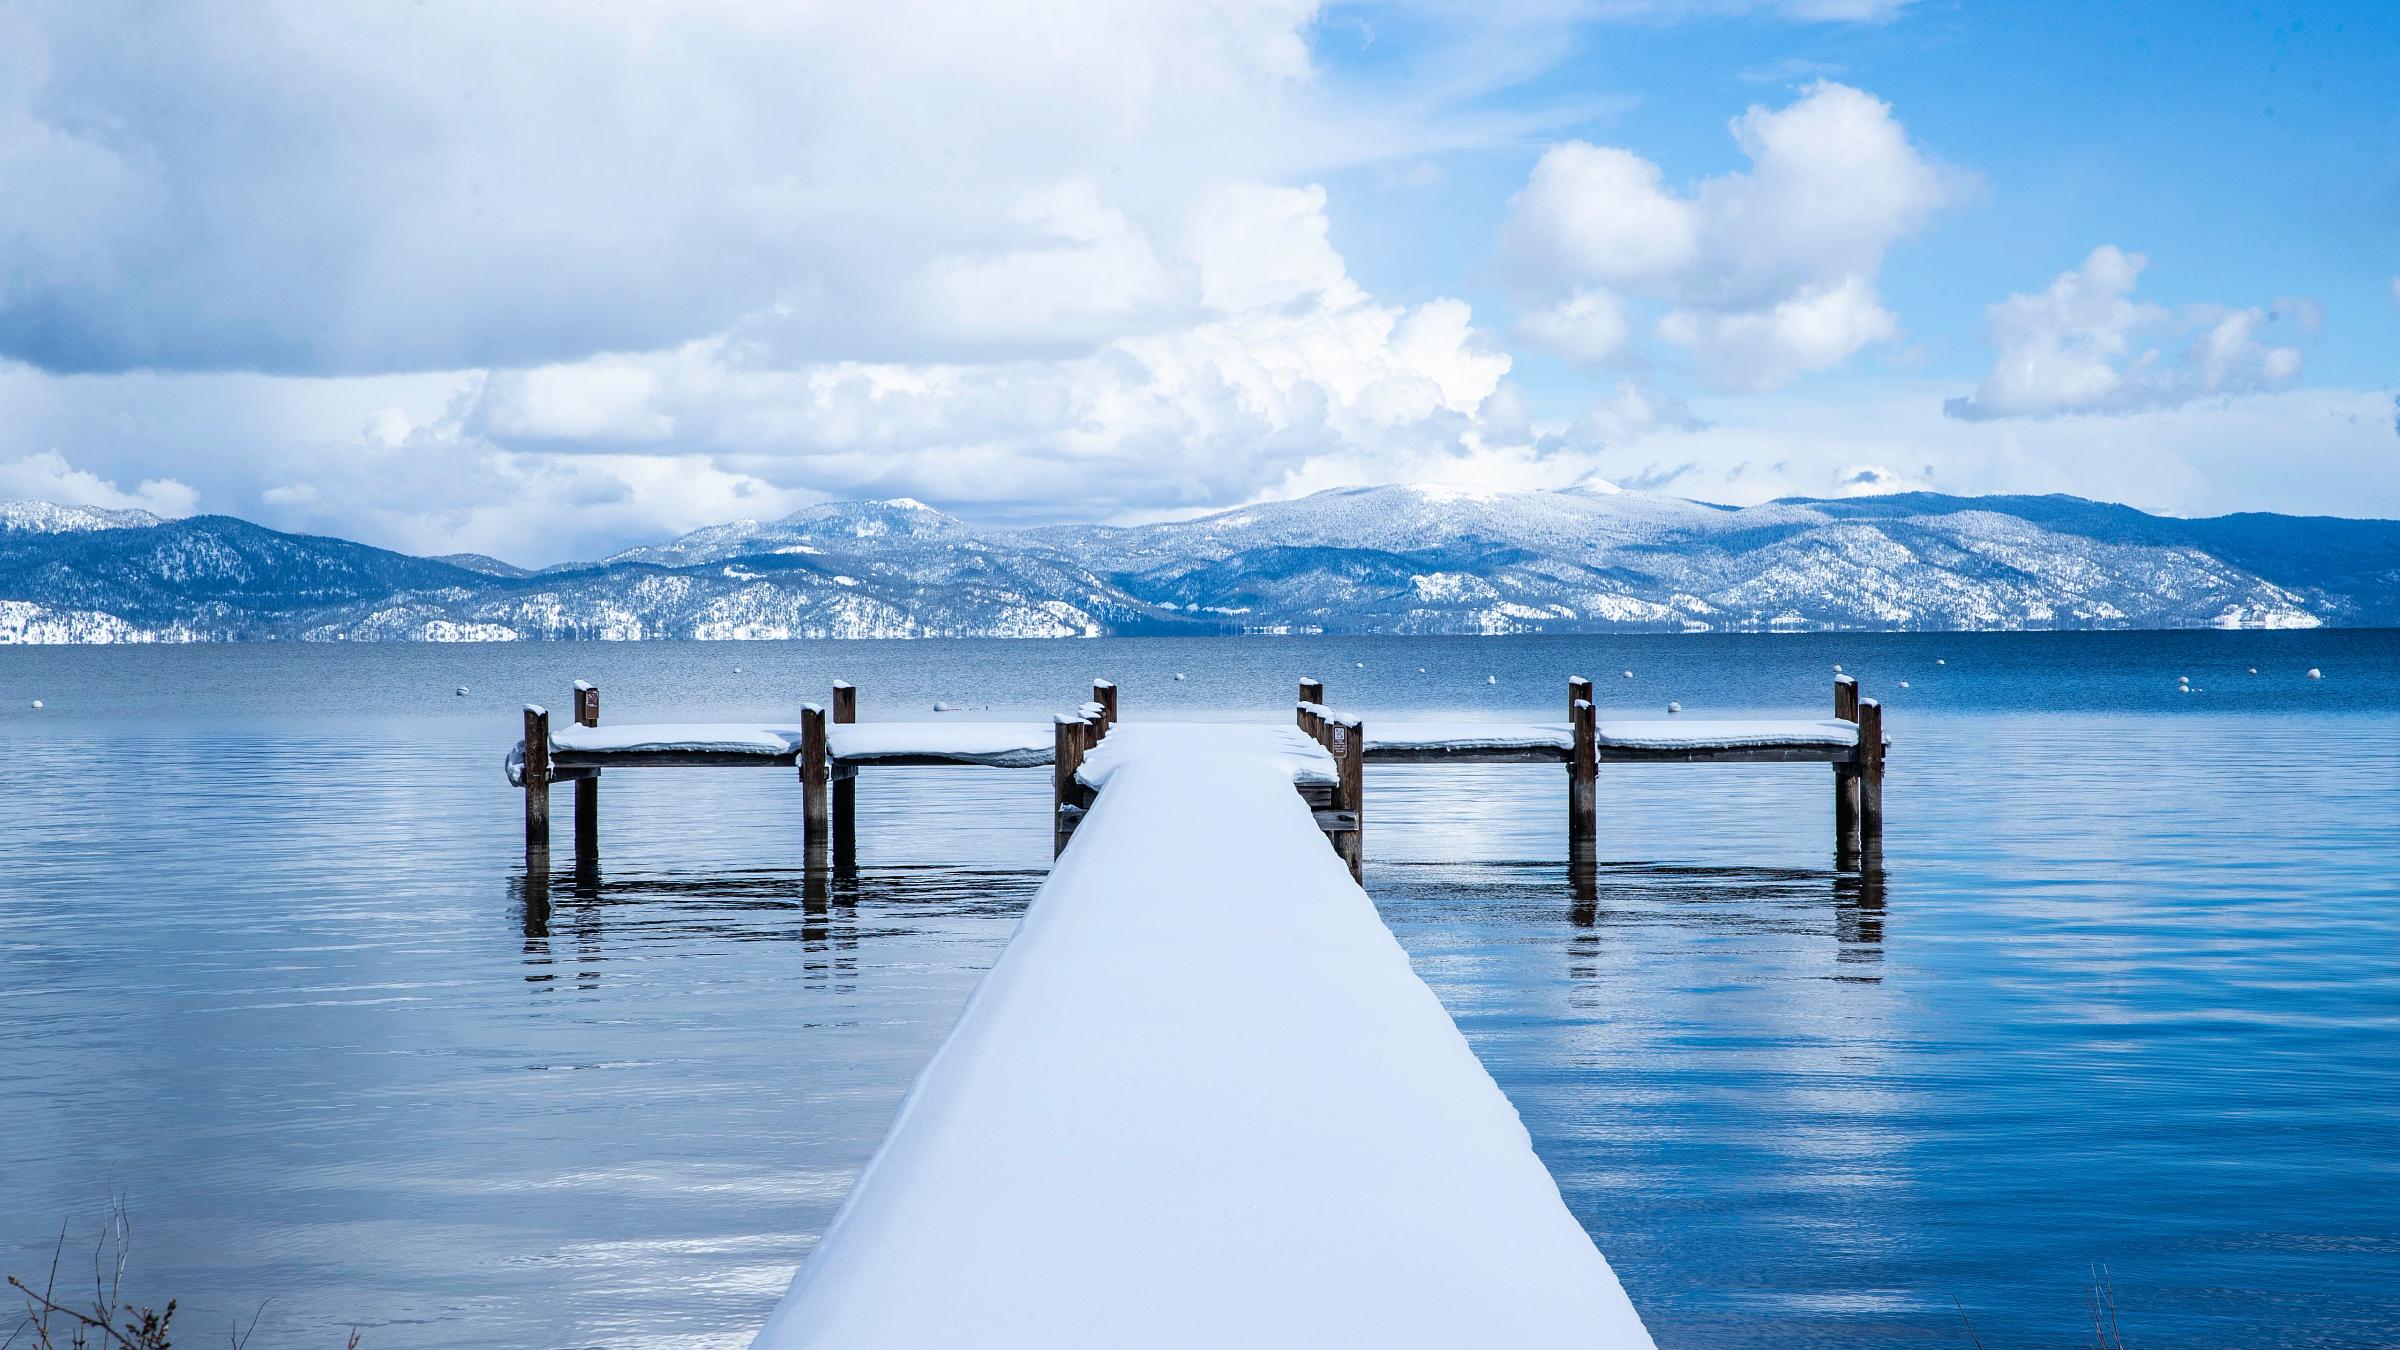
{"left": 522, "top": 704, "right": 551, "bottom": 850}
{"left": 1856, "top": 698, "right": 1885, "bottom": 853}
{"left": 1569, "top": 696, "right": 1597, "bottom": 883}
{"left": 1092, "top": 679, "right": 1117, "bottom": 730}
{"left": 1053, "top": 713, "right": 1086, "bottom": 856}
{"left": 1833, "top": 676, "right": 1862, "bottom": 857}
{"left": 1330, "top": 715, "right": 1364, "bottom": 881}
{"left": 831, "top": 681, "right": 858, "bottom": 869}
{"left": 801, "top": 704, "right": 829, "bottom": 868}
{"left": 1567, "top": 675, "right": 1592, "bottom": 722}
{"left": 1079, "top": 705, "right": 1105, "bottom": 807}
{"left": 570, "top": 682, "right": 600, "bottom": 862}
{"left": 1299, "top": 677, "right": 1325, "bottom": 708}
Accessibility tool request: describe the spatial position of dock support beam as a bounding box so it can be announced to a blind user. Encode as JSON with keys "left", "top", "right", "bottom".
{"left": 1092, "top": 679, "right": 1117, "bottom": 731}
{"left": 1330, "top": 715, "right": 1363, "bottom": 882}
{"left": 801, "top": 704, "right": 829, "bottom": 871}
{"left": 1053, "top": 714, "right": 1087, "bottom": 856}
{"left": 522, "top": 704, "right": 552, "bottom": 852}
{"left": 1833, "top": 675, "right": 1862, "bottom": 859}
{"left": 1856, "top": 698, "right": 1885, "bottom": 857}
{"left": 1568, "top": 681, "right": 1596, "bottom": 897}
{"left": 831, "top": 682, "right": 857, "bottom": 870}
{"left": 571, "top": 681, "right": 600, "bottom": 864}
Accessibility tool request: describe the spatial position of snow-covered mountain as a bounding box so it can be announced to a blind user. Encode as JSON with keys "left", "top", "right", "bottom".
{"left": 1, "top": 485, "right": 2392, "bottom": 642}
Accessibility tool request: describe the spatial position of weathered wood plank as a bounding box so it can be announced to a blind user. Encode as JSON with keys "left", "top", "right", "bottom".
{"left": 1599, "top": 744, "right": 1858, "bottom": 765}
{"left": 1360, "top": 744, "right": 1570, "bottom": 765}
{"left": 552, "top": 749, "right": 794, "bottom": 769}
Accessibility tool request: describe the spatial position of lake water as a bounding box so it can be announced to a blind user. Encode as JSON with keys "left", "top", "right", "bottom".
{"left": 2, "top": 631, "right": 2394, "bottom": 1348}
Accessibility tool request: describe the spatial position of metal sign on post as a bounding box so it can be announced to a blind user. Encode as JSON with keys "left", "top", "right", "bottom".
{"left": 1332, "top": 725, "right": 1349, "bottom": 755}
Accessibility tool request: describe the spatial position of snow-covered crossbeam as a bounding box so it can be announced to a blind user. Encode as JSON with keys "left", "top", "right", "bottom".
{"left": 551, "top": 721, "right": 807, "bottom": 760}
{"left": 1366, "top": 720, "right": 1574, "bottom": 759}
{"left": 752, "top": 734, "right": 1656, "bottom": 1350}
{"left": 828, "top": 721, "right": 1054, "bottom": 768}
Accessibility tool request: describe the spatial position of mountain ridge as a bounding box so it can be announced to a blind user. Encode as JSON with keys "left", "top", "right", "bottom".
{"left": 2, "top": 484, "right": 2393, "bottom": 642}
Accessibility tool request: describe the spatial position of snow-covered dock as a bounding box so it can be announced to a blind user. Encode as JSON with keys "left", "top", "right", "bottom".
{"left": 509, "top": 672, "right": 1887, "bottom": 874}
{"left": 749, "top": 731, "right": 1657, "bottom": 1350}
{"left": 499, "top": 673, "right": 1888, "bottom": 1344}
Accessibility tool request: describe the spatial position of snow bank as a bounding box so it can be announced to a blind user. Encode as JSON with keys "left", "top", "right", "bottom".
{"left": 753, "top": 742, "right": 1653, "bottom": 1349}
{"left": 1367, "top": 721, "right": 1573, "bottom": 754}
{"left": 829, "top": 722, "right": 1056, "bottom": 768}
{"left": 1076, "top": 723, "right": 1337, "bottom": 790}
{"left": 549, "top": 722, "right": 805, "bottom": 757}
{"left": 1595, "top": 718, "right": 1865, "bottom": 750}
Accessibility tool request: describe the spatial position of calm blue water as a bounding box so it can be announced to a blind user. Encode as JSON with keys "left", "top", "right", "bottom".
{"left": 2, "top": 632, "right": 2394, "bottom": 1348}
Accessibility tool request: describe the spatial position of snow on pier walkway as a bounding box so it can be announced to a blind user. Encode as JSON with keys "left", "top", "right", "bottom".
{"left": 751, "top": 725, "right": 1657, "bottom": 1350}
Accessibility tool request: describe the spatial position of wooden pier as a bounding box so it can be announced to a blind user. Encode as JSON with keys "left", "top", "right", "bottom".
{"left": 503, "top": 674, "right": 1893, "bottom": 1349}
{"left": 508, "top": 674, "right": 1887, "bottom": 882}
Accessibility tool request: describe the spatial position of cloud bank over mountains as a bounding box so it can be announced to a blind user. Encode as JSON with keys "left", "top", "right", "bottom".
{"left": 0, "top": 0, "right": 2386, "bottom": 562}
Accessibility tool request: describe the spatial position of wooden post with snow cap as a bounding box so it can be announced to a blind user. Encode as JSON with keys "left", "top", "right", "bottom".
{"left": 801, "top": 704, "right": 829, "bottom": 868}
{"left": 1833, "top": 675, "right": 1862, "bottom": 858}
{"left": 522, "top": 704, "right": 551, "bottom": 851}
{"left": 1079, "top": 704, "right": 1105, "bottom": 807}
{"left": 831, "top": 681, "right": 857, "bottom": 869}
{"left": 1299, "top": 678, "right": 1325, "bottom": 744}
{"left": 1052, "top": 713, "right": 1085, "bottom": 856}
{"left": 570, "top": 681, "right": 600, "bottom": 863}
{"left": 1569, "top": 695, "right": 1597, "bottom": 886}
{"left": 1856, "top": 698, "right": 1885, "bottom": 854}
{"left": 1092, "top": 679, "right": 1117, "bottom": 731}
{"left": 1330, "top": 715, "right": 1364, "bottom": 881}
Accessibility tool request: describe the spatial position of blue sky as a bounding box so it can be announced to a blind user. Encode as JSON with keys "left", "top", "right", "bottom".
{"left": 0, "top": 1, "right": 2391, "bottom": 562}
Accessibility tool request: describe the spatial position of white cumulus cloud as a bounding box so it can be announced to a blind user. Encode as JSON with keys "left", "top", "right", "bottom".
{"left": 0, "top": 451, "right": 199, "bottom": 516}
{"left": 1499, "top": 81, "right": 1961, "bottom": 389}
{"left": 1945, "top": 246, "right": 2314, "bottom": 420}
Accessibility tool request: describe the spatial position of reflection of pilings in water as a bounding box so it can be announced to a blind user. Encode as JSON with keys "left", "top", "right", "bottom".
{"left": 504, "top": 863, "right": 1042, "bottom": 991}
{"left": 1833, "top": 863, "right": 1887, "bottom": 967}
{"left": 513, "top": 866, "right": 555, "bottom": 988}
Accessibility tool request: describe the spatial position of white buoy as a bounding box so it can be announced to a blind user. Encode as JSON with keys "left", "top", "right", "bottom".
{"left": 1899, "top": 681, "right": 1910, "bottom": 689}
{"left": 2181, "top": 686, "right": 2192, "bottom": 694}
{"left": 1354, "top": 661, "right": 1364, "bottom": 669}
{"left": 2178, "top": 675, "right": 2190, "bottom": 685}
{"left": 1621, "top": 670, "right": 1633, "bottom": 679}
{"left": 1936, "top": 659, "right": 1946, "bottom": 666}
{"left": 2307, "top": 668, "right": 2322, "bottom": 679}
{"left": 1486, "top": 675, "right": 1497, "bottom": 685}
{"left": 455, "top": 686, "right": 469, "bottom": 696}
{"left": 1417, "top": 667, "right": 1426, "bottom": 673}
{"left": 29, "top": 699, "right": 42, "bottom": 709}
{"left": 933, "top": 700, "right": 961, "bottom": 712}
{"left": 2248, "top": 667, "right": 2258, "bottom": 675}
{"left": 1173, "top": 672, "right": 1187, "bottom": 681}
{"left": 1833, "top": 664, "right": 1843, "bottom": 673}
{"left": 733, "top": 666, "right": 742, "bottom": 674}
{"left": 1667, "top": 701, "right": 1681, "bottom": 714}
